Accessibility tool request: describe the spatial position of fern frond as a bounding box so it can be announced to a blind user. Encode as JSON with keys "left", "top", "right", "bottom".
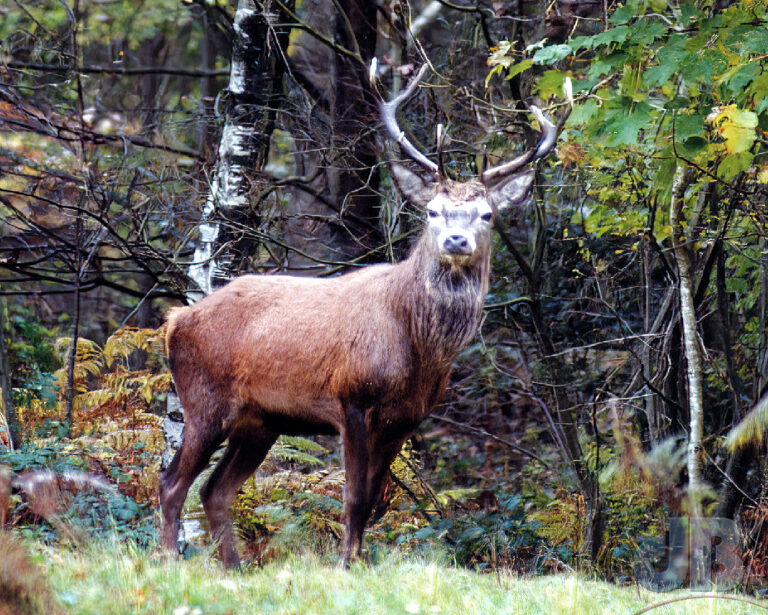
{"left": 268, "top": 445, "right": 325, "bottom": 467}
{"left": 137, "top": 372, "right": 172, "bottom": 403}
{"left": 725, "top": 393, "right": 768, "bottom": 451}
{"left": 276, "top": 435, "right": 327, "bottom": 453}
{"left": 102, "top": 327, "right": 163, "bottom": 368}
{"left": 54, "top": 336, "right": 72, "bottom": 358}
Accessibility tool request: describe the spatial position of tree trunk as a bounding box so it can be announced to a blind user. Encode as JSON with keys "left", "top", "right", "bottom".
{"left": 65, "top": 212, "right": 83, "bottom": 437}
{"left": 282, "top": 0, "right": 381, "bottom": 272}
{"left": 188, "top": 0, "right": 272, "bottom": 298}
{"left": 670, "top": 165, "right": 704, "bottom": 520}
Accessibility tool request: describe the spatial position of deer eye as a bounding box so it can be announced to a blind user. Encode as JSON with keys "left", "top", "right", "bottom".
{"left": 428, "top": 209, "right": 440, "bottom": 218}
{"left": 480, "top": 211, "right": 492, "bottom": 222}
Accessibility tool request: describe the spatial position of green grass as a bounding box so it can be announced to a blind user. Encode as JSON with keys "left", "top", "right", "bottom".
{"left": 32, "top": 544, "right": 768, "bottom": 615}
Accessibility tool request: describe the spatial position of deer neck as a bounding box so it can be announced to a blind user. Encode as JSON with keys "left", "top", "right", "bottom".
{"left": 392, "top": 232, "right": 490, "bottom": 364}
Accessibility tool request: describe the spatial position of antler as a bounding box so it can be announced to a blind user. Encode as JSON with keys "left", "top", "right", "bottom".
{"left": 371, "top": 58, "right": 559, "bottom": 184}
{"left": 481, "top": 106, "right": 557, "bottom": 186}
{"left": 372, "top": 60, "right": 439, "bottom": 176}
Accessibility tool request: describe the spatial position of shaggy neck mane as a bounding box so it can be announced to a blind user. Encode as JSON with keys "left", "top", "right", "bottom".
{"left": 389, "top": 231, "right": 490, "bottom": 365}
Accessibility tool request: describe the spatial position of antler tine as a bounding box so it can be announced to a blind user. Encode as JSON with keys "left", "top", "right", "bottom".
{"left": 436, "top": 123, "right": 446, "bottom": 177}
{"left": 481, "top": 105, "right": 557, "bottom": 186}
{"left": 376, "top": 61, "right": 439, "bottom": 176}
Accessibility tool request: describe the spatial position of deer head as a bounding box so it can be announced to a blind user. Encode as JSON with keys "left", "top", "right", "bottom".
{"left": 372, "top": 61, "right": 558, "bottom": 270}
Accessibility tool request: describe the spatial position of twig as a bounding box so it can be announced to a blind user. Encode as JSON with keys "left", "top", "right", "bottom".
{"left": 431, "top": 414, "right": 551, "bottom": 469}
{"left": 5, "top": 61, "right": 230, "bottom": 78}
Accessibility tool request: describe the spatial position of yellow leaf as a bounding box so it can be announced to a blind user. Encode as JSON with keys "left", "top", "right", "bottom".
{"left": 706, "top": 104, "right": 758, "bottom": 154}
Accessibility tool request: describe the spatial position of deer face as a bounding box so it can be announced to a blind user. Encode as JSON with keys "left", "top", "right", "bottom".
{"left": 425, "top": 183, "right": 492, "bottom": 264}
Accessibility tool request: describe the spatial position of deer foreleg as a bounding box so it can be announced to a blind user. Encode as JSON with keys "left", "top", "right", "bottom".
{"left": 340, "top": 406, "right": 371, "bottom": 563}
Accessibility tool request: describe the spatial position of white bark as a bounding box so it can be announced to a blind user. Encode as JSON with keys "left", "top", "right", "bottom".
{"left": 670, "top": 164, "right": 704, "bottom": 519}
{"left": 188, "top": 0, "right": 260, "bottom": 300}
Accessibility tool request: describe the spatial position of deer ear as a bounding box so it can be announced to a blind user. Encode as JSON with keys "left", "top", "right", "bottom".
{"left": 486, "top": 169, "right": 535, "bottom": 211}
{"left": 389, "top": 162, "right": 436, "bottom": 209}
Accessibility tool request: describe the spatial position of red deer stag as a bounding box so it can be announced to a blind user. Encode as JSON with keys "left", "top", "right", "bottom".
{"left": 160, "top": 63, "right": 559, "bottom": 568}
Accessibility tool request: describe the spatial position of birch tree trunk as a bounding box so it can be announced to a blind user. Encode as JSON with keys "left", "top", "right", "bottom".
{"left": 188, "top": 0, "right": 270, "bottom": 298}
{"left": 669, "top": 164, "right": 704, "bottom": 520}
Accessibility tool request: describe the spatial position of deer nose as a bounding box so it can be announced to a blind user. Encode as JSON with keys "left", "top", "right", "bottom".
{"left": 443, "top": 235, "right": 470, "bottom": 254}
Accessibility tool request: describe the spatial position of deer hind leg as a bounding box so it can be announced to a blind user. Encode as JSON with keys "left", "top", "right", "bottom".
{"left": 368, "top": 435, "right": 409, "bottom": 524}
{"left": 159, "top": 417, "right": 225, "bottom": 557}
{"left": 200, "top": 430, "right": 277, "bottom": 569}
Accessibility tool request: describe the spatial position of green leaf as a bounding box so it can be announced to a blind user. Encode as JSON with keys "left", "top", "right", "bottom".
{"left": 674, "top": 112, "right": 706, "bottom": 142}
{"left": 566, "top": 99, "right": 600, "bottom": 126}
{"left": 592, "top": 26, "right": 629, "bottom": 47}
{"left": 679, "top": 2, "right": 701, "bottom": 26}
{"left": 568, "top": 34, "right": 596, "bottom": 52}
{"left": 684, "top": 48, "right": 729, "bottom": 84}
{"left": 717, "top": 152, "right": 754, "bottom": 181}
{"left": 726, "top": 277, "right": 748, "bottom": 293}
{"left": 747, "top": 73, "right": 768, "bottom": 115}
{"left": 673, "top": 112, "right": 708, "bottom": 155}
{"left": 758, "top": 95, "right": 768, "bottom": 117}
{"left": 739, "top": 27, "right": 768, "bottom": 54}
{"left": 587, "top": 59, "right": 613, "bottom": 80}
{"left": 532, "top": 44, "right": 572, "bottom": 65}
{"left": 723, "top": 62, "right": 760, "bottom": 94}
{"left": 644, "top": 38, "right": 689, "bottom": 86}
{"left": 680, "top": 137, "right": 707, "bottom": 155}
{"left": 485, "top": 63, "right": 504, "bottom": 85}
{"left": 535, "top": 70, "right": 568, "bottom": 99}
{"left": 601, "top": 100, "right": 653, "bottom": 146}
{"left": 505, "top": 59, "right": 534, "bottom": 80}
{"left": 609, "top": 4, "right": 634, "bottom": 25}
{"left": 631, "top": 20, "right": 666, "bottom": 46}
